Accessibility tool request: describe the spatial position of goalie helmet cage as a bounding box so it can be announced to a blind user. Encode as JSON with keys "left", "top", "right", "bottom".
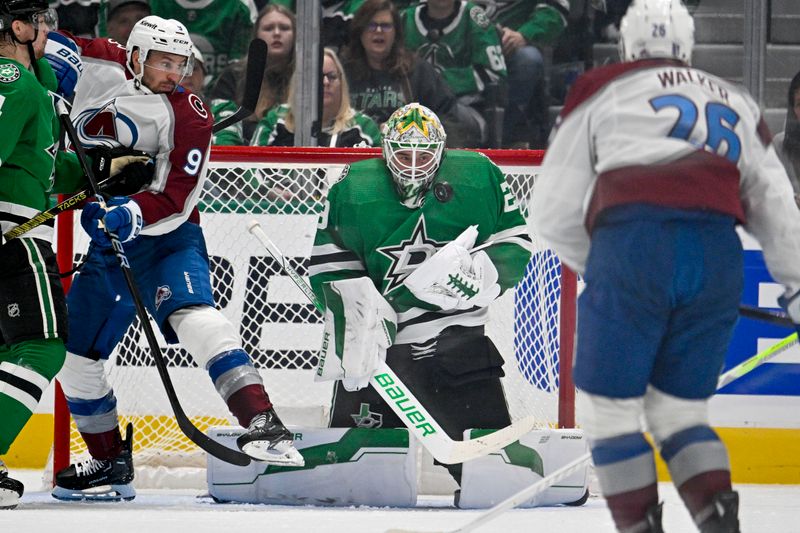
{"left": 51, "top": 146, "right": 577, "bottom": 487}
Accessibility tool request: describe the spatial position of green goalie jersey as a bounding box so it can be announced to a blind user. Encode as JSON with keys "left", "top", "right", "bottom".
{"left": 309, "top": 150, "right": 532, "bottom": 345}
{"left": 401, "top": 1, "right": 506, "bottom": 98}
{"left": 0, "top": 59, "right": 84, "bottom": 241}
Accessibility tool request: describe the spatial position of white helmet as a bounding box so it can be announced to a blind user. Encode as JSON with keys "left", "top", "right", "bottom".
{"left": 382, "top": 103, "right": 447, "bottom": 209}
{"left": 619, "top": 0, "right": 694, "bottom": 64}
{"left": 126, "top": 15, "right": 194, "bottom": 85}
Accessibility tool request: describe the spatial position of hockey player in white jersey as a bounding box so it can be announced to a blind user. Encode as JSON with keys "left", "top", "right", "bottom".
{"left": 47, "top": 16, "right": 303, "bottom": 502}
{"left": 531, "top": 0, "right": 800, "bottom": 531}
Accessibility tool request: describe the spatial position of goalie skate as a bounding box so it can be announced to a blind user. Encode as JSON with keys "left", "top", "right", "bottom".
{"left": 52, "top": 423, "right": 135, "bottom": 502}
{"left": 236, "top": 409, "right": 304, "bottom": 466}
{"left": 0, "top": 460, "right": 24, "bottom": 509}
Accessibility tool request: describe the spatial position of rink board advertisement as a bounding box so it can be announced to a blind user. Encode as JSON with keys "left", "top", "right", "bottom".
{"left": 5, "top": 212, "right": 800, "bottom": 483}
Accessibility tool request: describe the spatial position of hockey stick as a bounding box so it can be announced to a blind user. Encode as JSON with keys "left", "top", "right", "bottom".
{"left": 387, "top": 323, "right": 796, "bottom": 532}
{"left": 387, "top": 451, "right": 593, "bottom": 533}
{"left": 211, "top": 39, "right": 267, "bottom": 134}
{"left": 247, "top": 220, "right": 537, "bottom": 465}
{"left": 717, "top": 332, "right": 797, "bottom": 389}
{"left": 56, "top": 100, "right": 252, "bottom": 467}
{"left": 738, "top": 304, "right": 794, "bottom": 328}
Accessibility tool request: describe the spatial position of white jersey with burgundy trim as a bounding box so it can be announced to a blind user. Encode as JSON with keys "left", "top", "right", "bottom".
{"left": 531, "top": 58, "right": 800, "bottom": 297}
{"left": 65, "top": 34, "right": 213, "bottom": 237}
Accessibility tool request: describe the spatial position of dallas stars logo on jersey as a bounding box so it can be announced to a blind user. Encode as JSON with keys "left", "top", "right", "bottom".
{"left": 377, "top": 217, "right": 446, "bottom": 294}
{"left": 0, "top": 63, "right": 21, "bottom": 83}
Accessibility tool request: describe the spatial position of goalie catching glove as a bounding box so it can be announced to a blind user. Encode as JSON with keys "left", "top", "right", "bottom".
{"left": 316, "top": 278, "right": 397, "bottom": 392}
{"left": 404, "top": 225, "right": 501, "bottom": 311}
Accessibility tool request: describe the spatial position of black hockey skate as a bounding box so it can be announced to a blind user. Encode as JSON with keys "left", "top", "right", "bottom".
{"left": 700, "top": 491, "right": 740, "bottom": 533}
{"left": 0, "top": 460, "right": 24, "bottom": 510}
{"left": 236, "top": 408, "right": 304, "bottom": 466}
{"left": 52, "top": 423, "right": 135, "bottom": 502}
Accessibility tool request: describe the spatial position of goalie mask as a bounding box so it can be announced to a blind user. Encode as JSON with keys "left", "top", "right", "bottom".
{"left": 382, "top": 103, "right": 447, "bottom": 209}
{"left": 126, "top": 15, "right": 194, "bottom": 91}
{"left": 619, "top": 0, "right": 694, "bottom": 64}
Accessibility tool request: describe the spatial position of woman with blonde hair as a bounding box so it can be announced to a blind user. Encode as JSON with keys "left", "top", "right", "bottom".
{"left": 252, "top": 47, "right": 381, "bottom": 148}
{"left": 211, "top": 3, "right": 296, "bottom": 145}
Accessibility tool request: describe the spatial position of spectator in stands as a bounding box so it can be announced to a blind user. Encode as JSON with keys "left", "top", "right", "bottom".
{"left": 211, "top": 3, "right": 295, "bottom": 145}
{"left": 253, "top": 47, "right": 381, "bottom": 148}
{"left": 182, "top": 43, "right": 208, "bottom": 102}
{"left": 252, "top": 48, "right": 381, "bottom": 199}
{"left": 103, "top": 0, "right": 150, "bottom": 44}
{"left": 401, "top": 0, "right": 507, "bottom": 148}
{"left": 342, "top": 0, "right": 482, "bottom": 148}
{"left": 150, "top": 0, "right": 256, "bottom": 83}
{"left": 52, "top": 0, "right": 98, "bottom": 38}
{"left": 482, "top": 0, "right": 570, "bottom": 148}
{"left": 267, "top": 0, "right": 364, "bottom": 50}
{"left": 772, "top": 70, "right": 800, "bottom": 206}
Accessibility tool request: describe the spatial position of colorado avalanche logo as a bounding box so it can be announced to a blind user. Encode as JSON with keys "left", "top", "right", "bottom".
{"left": 75, "top": 103, "right": 140, "bottom": 147}
{"left": 155, "top": 285, "right": 172, "bottom": 310}
{"left": 188, "top": 93, "right": 208, "bottom": 119}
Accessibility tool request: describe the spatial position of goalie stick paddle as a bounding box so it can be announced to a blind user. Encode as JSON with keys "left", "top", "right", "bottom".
{"left": 247, "top": 220, "right": 537, "bottom": 465}
{"left": 55, "top": 100, "right": 252, "bottom": 467}
{"left": 211, "top": 39, "right": 267, "bottom": 134}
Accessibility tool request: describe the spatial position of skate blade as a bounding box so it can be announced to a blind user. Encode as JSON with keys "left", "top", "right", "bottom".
{"left": 0, "top": 489, "right": 20, "bottom": 510}
{"left": 51, "top": 483, "right": 136, "bottom": 502}
{"left": 241, "top": 441, "right": 305, "bottom": 466}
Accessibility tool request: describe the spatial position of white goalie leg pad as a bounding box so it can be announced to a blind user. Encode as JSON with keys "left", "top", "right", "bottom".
{"left": 168, "top": 305, "right": 242, "bottom": 369}
{"left": 207, "top": 426, "right": 417, "bottom": 507}
{"left": 459, "top": 428, "right": 590, "bottom": 508}
{"left": 576, "top": 389, "right": 645, "bottom": 441}
{"left": 643, "top": 385, "right": 710, "bottom": 446}
{"left": 316, "top": 277, "right": 396, "bottom": 391}
{"left": 58, "top": 352, "right": 112, "bottom": 399}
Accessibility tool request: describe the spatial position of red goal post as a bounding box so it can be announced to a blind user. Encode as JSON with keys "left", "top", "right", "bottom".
{"left": 52, "top": 146, "right": 576, "bottom": 480}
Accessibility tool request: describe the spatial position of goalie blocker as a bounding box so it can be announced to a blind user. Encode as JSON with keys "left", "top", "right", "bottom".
{"left": 207, "top": 426, "right": 589, "bottom": 508}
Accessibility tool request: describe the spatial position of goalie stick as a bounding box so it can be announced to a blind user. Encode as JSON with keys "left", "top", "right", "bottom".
{"left": 55, "top": 100, "right": 252, "bottom": 467}
{"left": 386, "top": 328, "right": 791, "bottom": 533}
{"left": 211, "top": 39, "right": 267, "bottom": 134}
{"left": 247, "top": 220, "right": 537, "bottom": 465}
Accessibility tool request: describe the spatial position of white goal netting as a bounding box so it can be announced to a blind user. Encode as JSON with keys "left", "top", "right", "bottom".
{"left": 52, "top": 147, "right": 575, "bottom": 484}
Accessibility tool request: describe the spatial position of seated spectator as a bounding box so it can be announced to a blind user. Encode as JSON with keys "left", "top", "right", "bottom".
{"left": 267, "top": 0, "right": 364, "bottom": 50}
{"left": 772, "top": 70, "right": 800, "bottom": 207}
{"left": 342, "top": 0, "right": 483, "bottom": 148}
{"left": 101, "top": 0, "right": 151, "bottom": 44}
{"left": 150, "top": 0, "right": 257, "bottom": 83}
{"left": 252, "top": 47, "right": 381, "bottom": 148}
{"left": 252, "top": 48, "right": 381, "bottom": 199}
{"left": 401, "top": 0, "right": 507, "bottom": 148}
{"left": 483, "top": 0, "right": 569, "bottom": 148}
{"left": 182, "top": 44, "right": 209, "bottom": 102}
{"left": 211, "top": 3, "right": 295, "bottom": 145}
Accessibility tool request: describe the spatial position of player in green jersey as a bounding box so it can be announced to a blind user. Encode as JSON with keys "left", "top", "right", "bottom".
{"left": 309, "top": 103, "right": 532, "bottom": 485}
{"left": 0, "top": 0, "right": 87, "bottom": 509}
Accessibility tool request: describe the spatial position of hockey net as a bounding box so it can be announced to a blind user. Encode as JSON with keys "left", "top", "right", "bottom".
{"left": 51, "top": 146, "right": 576, "bottom": 486}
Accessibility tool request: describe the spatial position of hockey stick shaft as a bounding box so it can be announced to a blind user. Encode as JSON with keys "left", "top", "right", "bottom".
{"left": 211, "top": 39, "right": 267, "bottom": 134}
{"left": 247, "top": 220, "right": 536, "bottom": 464}
{"left": 56, "top": 100, "right": 251, "bottom": 467}
{"left": 717, "top": 332, "right": 797, "bottom": 389}
{"left": 738, "top": 304, "right": 794, "bottom": 328}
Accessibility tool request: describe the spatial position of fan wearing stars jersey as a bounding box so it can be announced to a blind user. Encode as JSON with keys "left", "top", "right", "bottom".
{"left": 46, "top": 15, "right": 302, "bottom": 503}
{"left": 309, "top": 103, "right": 532, "bottom": 485}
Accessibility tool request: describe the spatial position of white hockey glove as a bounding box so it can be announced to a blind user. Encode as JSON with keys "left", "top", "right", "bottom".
{"left": 404, "top": 226, "right": 501, "bottom": 311}
{"left": 316, "top": 277, "right": 397, "bottom": 392}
